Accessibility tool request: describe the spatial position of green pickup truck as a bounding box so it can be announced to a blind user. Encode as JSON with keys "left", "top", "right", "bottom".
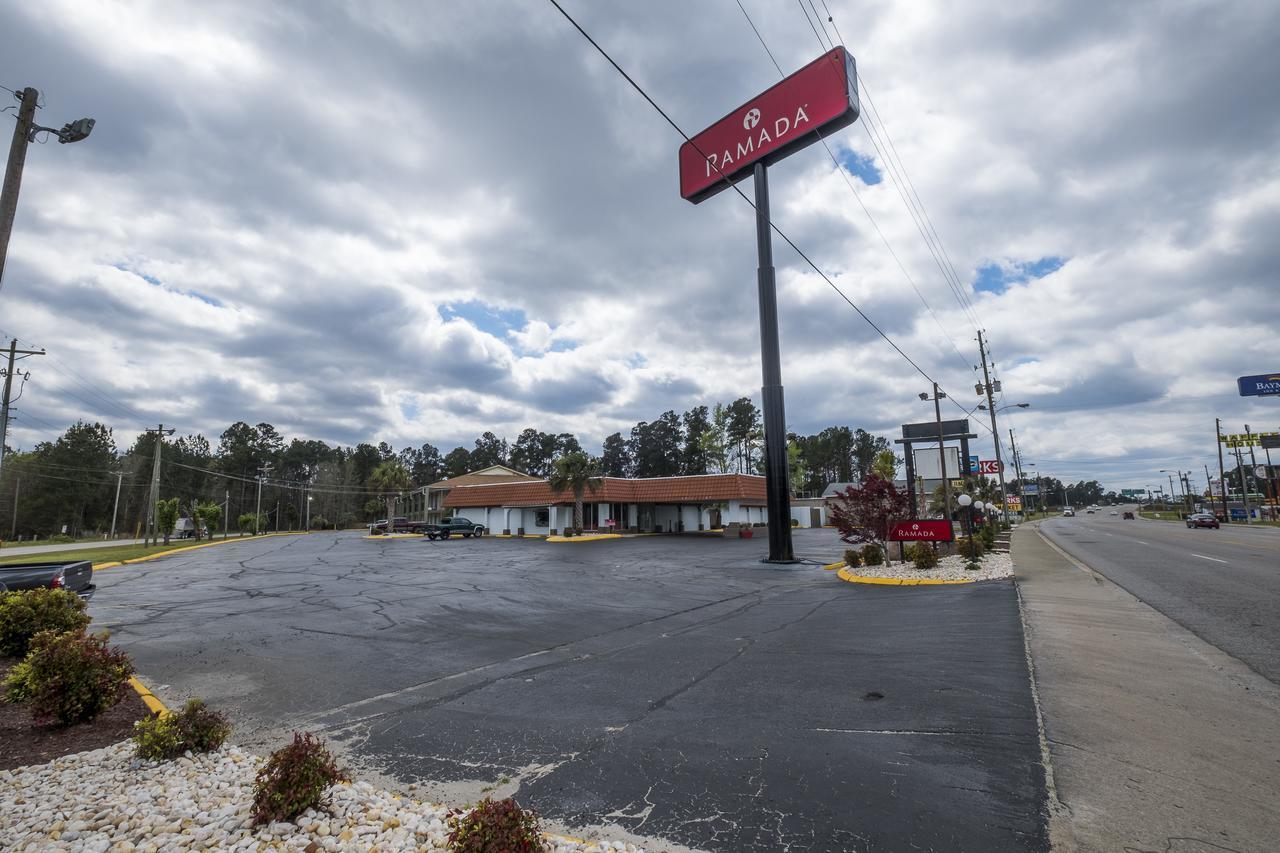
{"left": 424, "top": 516, "right": 486, "bottom": 540}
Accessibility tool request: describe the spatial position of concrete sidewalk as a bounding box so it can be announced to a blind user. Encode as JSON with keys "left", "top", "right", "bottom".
{"left": 1013, "top": 525, "right": 1280, "bottom": 852}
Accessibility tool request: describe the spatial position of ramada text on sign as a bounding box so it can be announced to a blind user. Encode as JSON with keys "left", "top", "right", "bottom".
{"left": 679, "top": 46, "right": 859, "bottom": 203}
{"left": 888, "top": 520, "right": 955, "bottom": 542}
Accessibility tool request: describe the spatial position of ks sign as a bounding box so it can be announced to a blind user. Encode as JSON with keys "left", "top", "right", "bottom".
{"left": 679, "top": 46, "right": 859, "bottom": 203}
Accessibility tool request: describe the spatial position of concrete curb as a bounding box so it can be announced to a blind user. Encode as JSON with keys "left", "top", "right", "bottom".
{"left": 93, "top": 532, "right": 311, "bottom": 572}
{"left": 836, "top": 566, "right": 974, "bottom": 586}
{"left": 546, "top": 533, "right": 623, "bottom": 543}
{"left": 128, "top": 675, "right": 170, "bottom": 717}
{"left": 822, "top": 561, "right": 844, "bottom": 570}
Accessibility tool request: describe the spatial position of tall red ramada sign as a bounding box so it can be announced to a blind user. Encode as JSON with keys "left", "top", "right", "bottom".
{"left": 679, "top": 47, "right": 859, "bottom": 203}
{"left": 889, "top": 520, "right": 955, "bottom": 542}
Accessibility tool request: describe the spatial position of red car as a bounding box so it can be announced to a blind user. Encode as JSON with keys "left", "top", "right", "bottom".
{"left": 1185, "top": 513, "right": 1220, "bottom": 529}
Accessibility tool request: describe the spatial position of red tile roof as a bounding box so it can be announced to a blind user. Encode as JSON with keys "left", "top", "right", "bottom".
{"left": 442, "top": 474, "right": 767, "bottom": 508}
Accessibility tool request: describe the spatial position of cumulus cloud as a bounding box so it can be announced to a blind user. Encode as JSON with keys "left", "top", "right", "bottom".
{"left": 0, "top": 0, "right": 1276, "bottom": 489}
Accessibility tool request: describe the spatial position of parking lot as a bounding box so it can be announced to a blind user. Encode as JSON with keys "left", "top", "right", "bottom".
{"left": 92, "top": 530, "right": 1047, "bottom": 851}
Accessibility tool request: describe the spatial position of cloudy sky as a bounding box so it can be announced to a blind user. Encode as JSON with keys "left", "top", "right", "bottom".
{"left": 1, "top": 0, "right": 1277, "bottom": 491}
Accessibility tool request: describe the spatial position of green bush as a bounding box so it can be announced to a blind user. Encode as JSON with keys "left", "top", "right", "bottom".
{"left": 909, "top": 543, "right": 939, "bottom": 570}
{"left": 980, "top": 525, "right": 997, "bottom": 548}
{"left": 252, "top": 732, "right": 344, "bottom": 825}
{"left": 133, "top": 714, "right": 183, "bottom": 760}
{"left": 5, "top": 630, "right": 133, "bottom": 725}
{"left": 133, "top": 698, "right": 231, "bottom": 761}
{"left": 862, "top": 544, "right": 884, "bottom": 566}
{"left": 957, "top": 537, "right": 985, "bottom": 561}
{"left": 447, "top": 797, "right": 543, "bottom": 853}
{"left": 843, "top": 548, "right": 862, "bottom": 568}
{"left": 48, "top": 534, "right": 76, "bottom": 545}
{"left": 2, "top": 658, "right": 34, "bottom": 703}
{"left": 0, "top": 588, "right": 91, "bottom": 658}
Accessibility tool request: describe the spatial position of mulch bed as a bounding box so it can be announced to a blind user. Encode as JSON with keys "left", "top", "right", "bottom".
{"left": 0, "top": 658, "right": 152, "bottom": 771}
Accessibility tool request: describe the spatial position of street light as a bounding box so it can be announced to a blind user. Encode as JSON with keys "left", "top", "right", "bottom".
{"left": 1, "top": 87, "right": 95, "bottom": 290}
{"left": 977, "top": 402, "right": 1031, "bottom": 412}
{"left": 957, "top": 493, "right": 977, "bottom": 568}
{"left": 919, "top": 384, "right": 952, "bottom": 524}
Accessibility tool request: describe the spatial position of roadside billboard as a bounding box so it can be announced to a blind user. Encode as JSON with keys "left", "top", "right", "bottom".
{"left": 1237, "top": 373, "right": 1280, "bottom": 397}
{"left": 911, "top": 446, "right": 961, "bottom": 480}
{"left": 888, "top": 520, "right": 954, "bottom": 542}
{"left": 679, "top": 47, "right": 859, "bottom": 203}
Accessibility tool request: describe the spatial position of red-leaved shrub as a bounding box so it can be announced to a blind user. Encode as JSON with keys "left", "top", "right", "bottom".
{"left": 447, "top": 797, "right": 543, "bottom": 852}
{"left": 251, "top": 732, "right": 344, "bottom": 825}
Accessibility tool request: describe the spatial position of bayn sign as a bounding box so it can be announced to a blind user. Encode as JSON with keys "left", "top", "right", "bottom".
{"left": 679, "top": 46, "right": 859, "bottom": 203}
{"left": 1238, "top": 373, "right": 1280, "bottom": 397}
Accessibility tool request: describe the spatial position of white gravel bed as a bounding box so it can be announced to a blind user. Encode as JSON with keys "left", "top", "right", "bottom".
{"left": 0, "top": 741, "right": 652, "bottom": 852}
{"left": 850, "top": 551, "right": 1013, "bottom": 582}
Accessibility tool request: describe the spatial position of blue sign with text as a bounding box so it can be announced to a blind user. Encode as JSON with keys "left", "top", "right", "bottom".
{"left": 968, "top": 454, "right": 979, "bottom": 473}
{"left": 1237, "top": 373, "right": 1280, "bottom": 397}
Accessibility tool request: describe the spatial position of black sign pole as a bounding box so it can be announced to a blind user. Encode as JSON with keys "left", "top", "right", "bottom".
{"left": 753, "top": 162, "right": 794, "bottom": 563}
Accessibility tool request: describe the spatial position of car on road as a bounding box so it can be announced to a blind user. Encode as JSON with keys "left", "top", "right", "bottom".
{"left": 424, "top": 517, "right": 486, "bottom": 540}
{"left": 0, "top": 560, "right": 96, "bottom": 600}
{"left": 1086, "top": 508, "right": 1095, "bottom": 514}
{"left": 1186, "top": 512, "right": 1221, "bottom": 529}
{"left": 1062, "top": 508, "right": 1075, "bottom": 517}
{"left": 1123, "top": 511, "right": 1135, "bottom": 519}
{"left": 1110, "top": 510, "right": 1118, "bottom": 515}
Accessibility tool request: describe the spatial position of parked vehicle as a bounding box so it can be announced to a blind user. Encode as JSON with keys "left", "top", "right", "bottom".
{"left": 1186, "top": 513, "right": 1220, "bottom": 529}
{"left": 0, "top": 560, "right": 96, "bottom": 600}
{"left": 369, "top": 517, "right": 431, "bottom": 534}
{"left": 424, "top": 517, "right": 485, "bottom": 540}
{"left": 1062, "top": 508, "right": 1075, "bottom": 517}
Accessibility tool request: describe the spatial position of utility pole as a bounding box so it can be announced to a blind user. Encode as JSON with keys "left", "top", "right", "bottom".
{"left": 109, "top": 471, "right": 122, "bottom": 538}
{"left": 1204, "top": 464, "right": 1216, "bottom": 518}
{"left": 144, "top": 425, "right": 174, "bottom": 545}
{"left": 927, "top": 382, "right": 951, "bottom": 522}
{"left": 0, "top": 338, "right": 45, "bottom": 483}
{"left": 224, "top": 489, "right": 229, "bottom": 539}
{"left": 976, "top": 331, "right": 1010, "bottom": 519}
{"left": 1216, "top": 418, "right": 1231, "bottom": 523}
{"left": 1008, "top": 428, "right": 1024, "bottom": 517}
{"left": 1, "top": 87, "right": 95, "bottom": 293}
{"left": 1233, "top": 444, "right": 1252, "bottom": 523}
{"left": 9, "top": 476, "right": 17, "bottom": 539}
{"left": 255, "top": 463, "right": 271, "bottom": 535}
{"left": 0, "top": 88, "right": 39, "bottom": 290}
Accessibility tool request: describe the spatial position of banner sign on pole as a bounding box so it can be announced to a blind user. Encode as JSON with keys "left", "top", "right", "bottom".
{"left": 680, "top": 47, "right": 859, "bottom": 204}
{"left": 968, "top": 454, "right": 979, "bottom": 473}
{"left": 1237, "top": 373, "right": 1280, "bottom": 397}
{"left": 1005, "top": 496, "right": 1022, "bottom": 510}
{"left": 978, "top": 460, "right": 1002, "bottom": 474}
{"left": 1022, "top": 484, "right": 1039, "bottom": 495}
{"left": 888, "top": 520, "right": 955, "bottom": 542}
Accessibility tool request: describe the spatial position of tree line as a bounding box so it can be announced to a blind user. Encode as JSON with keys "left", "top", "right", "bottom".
{"left": 0, "top": 398, "right": 896, "bottom": 538}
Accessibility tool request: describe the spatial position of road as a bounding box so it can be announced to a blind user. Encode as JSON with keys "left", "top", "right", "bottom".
{"left": 1038, "top": 507, "right": 1280, "bottom": 683}
{"left": 91, "top": 530, "right": 1048, "bottom": 852}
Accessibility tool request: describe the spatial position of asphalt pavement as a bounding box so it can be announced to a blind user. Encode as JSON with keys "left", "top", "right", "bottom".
{"left": 1037, "top": 507, "right": 1280, "bottom": 683}
{"left": 91, "top": 530, "right": 1049, "bottom": 852}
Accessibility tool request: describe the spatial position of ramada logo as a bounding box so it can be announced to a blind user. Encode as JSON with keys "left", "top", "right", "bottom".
{"left": 705, "top": 103, "right": 813, "bottom": 177}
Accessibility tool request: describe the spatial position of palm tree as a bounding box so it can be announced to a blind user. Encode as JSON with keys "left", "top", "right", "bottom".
{"left": 369, "top": 461, "right": 412, "bottom": 531}
{"left": 548, "top": 452, "right": 602, "bottom": 533}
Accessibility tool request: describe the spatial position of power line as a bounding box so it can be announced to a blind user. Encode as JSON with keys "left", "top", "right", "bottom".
{"left": 733, "top": 1, "right": 975, "bottom": 374}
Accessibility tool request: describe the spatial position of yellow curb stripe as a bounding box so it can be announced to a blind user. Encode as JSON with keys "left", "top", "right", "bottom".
{"left": 546, "top": 533, "right": 623, "bottom": 543}
{"left": 822, "top": 561, "right": 844, "bottom": 571}
{"left": 361, "top": 532, "right": 423, "bottom": 540}
{"left": 94, "top": 531, "right": 311, "bottom": 571}
{"left": 129, "top": 675, "right": 170, "bottom": 717}
{"left": 836, "top": 566, "right": 974, "bottom": 586}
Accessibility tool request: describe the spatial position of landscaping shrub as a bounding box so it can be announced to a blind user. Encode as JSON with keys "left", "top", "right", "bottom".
{"left": 909, "top": 543, "right": 939, "bottom": 570}
{"left": 134, "top": 698, "right": 231, "bottom": 761}
{"left": 0, "top": 588, "right": 91, "bottom": 658}
{"left": 2, "top": 657, "right": 34, "bottom": 703}
{"left": 447, "top": 797, "right": 543, "bottom": 853}
{"left": 862, "top": 544, "right": 884, "bottom": 566}
{"left": 843, "top": 548, "right": 862, "bottom": 568}
{"left": 980, "top": 524, "right": 997, "bottom": 548}
{"left": 957, "top": 537, "right": 985, "bottom": 561}
{"left": 6, "top": 629, "right": 133, "bottom": 725}
{"left": 251, "top": 732, "right": 344, "bottom": 825}
{"left": 48, "top": 534, "right": 76, "bottom": 545}
{"left": 790, "top": 518, "right": 800, "bottom": 527}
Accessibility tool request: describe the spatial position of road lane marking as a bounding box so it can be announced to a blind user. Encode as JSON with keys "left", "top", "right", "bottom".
{"left": 1192, "top": 554, "right": 1228, "bottom": 564}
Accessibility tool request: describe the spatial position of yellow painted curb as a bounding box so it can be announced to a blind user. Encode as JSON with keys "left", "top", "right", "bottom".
{"left": 836, "top": 566, "right": 973, "bottom": 586}
{"left": 129, "top": 675, "right": 170, "bottom": 717}
{"left": 361, "top": 532, "right": 423, "bottom": 540}
{"left": 822, "top": 561, "right": 844, "bottom": 571}
{"left": 546, "top": 533, "right": 623, "bottom": 543}
{"left": 94, "top": 531, "right": 311, "bottom": 571}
